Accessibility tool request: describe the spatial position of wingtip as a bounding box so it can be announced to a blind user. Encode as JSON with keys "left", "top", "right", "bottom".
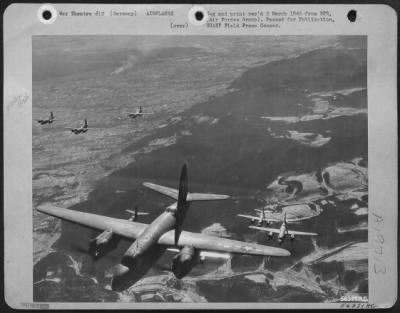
{"left": 36, "top": 205, "right": 59, "bottom": 215}
{"left": 36, "top": 206, "right": 48, "bottom": 214}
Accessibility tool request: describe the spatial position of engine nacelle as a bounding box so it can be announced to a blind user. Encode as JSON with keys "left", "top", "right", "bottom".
{"left": 290, "top": 234, "right": 296, "bottom": 241}
{"left": 172, "top": 246, "right": 199, "bottom": 279}
{"left": 89, "top": 230, "right": 116, "bottom": 257}
{"left": 268, "top": 232, "right": 274, "bottom": 239}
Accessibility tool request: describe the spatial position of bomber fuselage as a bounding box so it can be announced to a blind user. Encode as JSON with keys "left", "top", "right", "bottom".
{"left": 122, "top": 210, "right": 176, "bottom": 265}
{"left": 278, "top": 223, "right": 287, "bottom": 243}
{"left": 37, "top": 120, "right": 53, "bottom": 125}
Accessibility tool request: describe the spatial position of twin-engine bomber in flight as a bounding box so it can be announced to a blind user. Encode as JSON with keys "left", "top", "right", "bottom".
{"left": 237, "top": 206, "right": 280, "bottom": 226}
{"left": 250, "top": 213, "right": 318, "bottom": 244}
{"left": 34, "top": 112, "right": 55, "bottom": 125}
{"left": 126, "top": 106, "right": 153, "bottom": 119}
{"left": 64, "top": 119, "right": 102, "bottom": 134}
{"left": 65, "top": 119, "right": 89, "bottom": 134}
{"left": 37, "top": 164, "right": 290, "bottom": 291}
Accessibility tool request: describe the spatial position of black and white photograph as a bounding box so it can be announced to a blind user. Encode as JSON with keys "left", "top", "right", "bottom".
{"left": 32, "top": 35, "right": 369, "bottom": 303}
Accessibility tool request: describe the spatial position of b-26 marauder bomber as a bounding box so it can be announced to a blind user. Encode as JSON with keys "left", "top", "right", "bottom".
{"left": 237, "top": 206, "right": 280, "bottom": 226}
{"left": 126, "top": 206, "right": 149, "bottom": 222}
{"left": 249, "top": 213, "right": 318, "bottom": 245}
{"left": 34, "top": 111, "right": 55, "bottom": 125}
{"left": 125, "top": 106, "right": 153, "bottom": 119}
{"left": 238, "top": 201, "right": 322, "bottom": 226}
{"left": 37, "top": 164, "right": 290, "bottom": 291}
{"left": 64, "top": 119, "right": 101, "bottom": 134}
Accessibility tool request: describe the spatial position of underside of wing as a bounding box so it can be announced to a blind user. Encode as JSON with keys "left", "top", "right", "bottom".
{"left": 187, "top": 192, "right": 230, "bottom": 201}
{"left": 36, "top": 205, "right": 146, "bottom": 240}
{"left": 158, "top": 229, "right": 290, "bottom": 257}
{"left": 143, "top": 182, "right": 179, "bottom": 200}
{"left": 249, "top": 226, "right": 281, "bottom": 234}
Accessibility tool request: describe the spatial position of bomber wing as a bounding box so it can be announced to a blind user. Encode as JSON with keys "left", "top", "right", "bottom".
{"left": 158, "top": 229, "right": 290, "bottom": 257}
{"left": 249, "top": 226, "right": 282, "bottom": 234}
{"left": 250, "top": 225, "right": 318, "bottom": 237}
{"left": 36, "top": 206, "right": 146, "bottom": 239}
{"left": 37, "top": 206, "right": 290, "bottom": 257}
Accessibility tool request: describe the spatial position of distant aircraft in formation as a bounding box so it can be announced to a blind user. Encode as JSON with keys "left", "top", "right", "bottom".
{"left": 237, "top": 206, "right": 280, "bottom": 226}
{"left": 64, "top": 119, "right": 100, "bottom": 135}
{"left": 34, "top": 106, "right": 153, "bottom": 134}
{"left": 126, "top": 206, "right": 149, "bottom": 222}
{"left": 249, "top": 213, "right": 318, "bottom": 244}
{"left": 34, "top": 112, "right": 55, "bottom": 125}
{"left": 37, "top": 164, "right": 290, "bottom": 291}
{"left": 126, "top": 106, "right": 153, "bottom": 119}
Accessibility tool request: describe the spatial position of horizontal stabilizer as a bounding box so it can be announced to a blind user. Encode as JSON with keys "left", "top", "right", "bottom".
{"left": 238, "top": 214, "right": 281, "bottom": 222}
{"left": 186, "top": 192, "right": 230, "bottom": 202}
{"left": 237, "top": 214, "right": 259, "bottom": 219}
{"left": 143, "top": 182, "right": 230, "bottom": 202}
{"left": 143, "top": 182, "right": 179, "bottom": 200}
{"left": 286, "top": 230, "right": 318, "bottom": 236}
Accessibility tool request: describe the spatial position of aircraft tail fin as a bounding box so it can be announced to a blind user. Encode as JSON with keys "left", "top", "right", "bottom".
{"left": 143, "top": 163, "right": 230, "bottom": 245}
{"left": 175, "top": 163, "right": 189, "bottom": 245}
{"left": 177, "top": 163, "right": 189, "bottom": 206}
{"left": 50, "top": 112, "right": 54, "bottom": 120}
{"left": 84, "top": 119, "right": 88, "bottom": 128}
